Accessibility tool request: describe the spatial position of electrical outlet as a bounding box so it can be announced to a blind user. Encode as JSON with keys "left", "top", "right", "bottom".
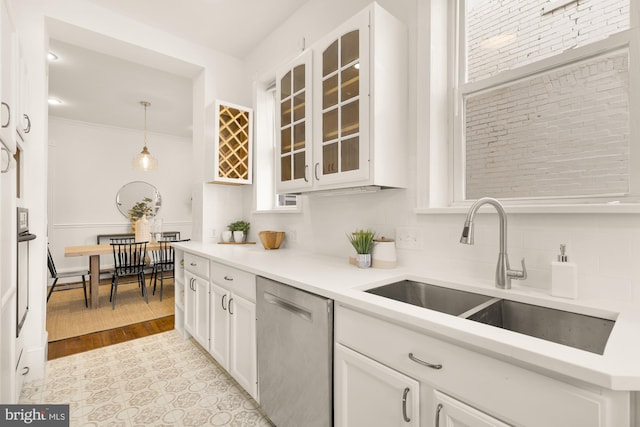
{"left": 286, "top": 229, "right": 297, "bottom": 242}
{"left": 395, "top": 226, "right": 422, "bottom": 250}
{"left": 210, "top": 228, "right": 217, "bottom": 239}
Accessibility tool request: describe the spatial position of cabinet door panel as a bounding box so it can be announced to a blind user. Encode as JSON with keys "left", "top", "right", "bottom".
{"left": 184, "top": 272, "right": 196, "bottom": 335}
{"left": 210, "top": 284, "right": 229, "bottom": 368}
{"left": 229, "top": 294, "right": 257, "bottom": 400}
{"left": 314, "top": 9, "right": 370, "bottom": 187}
{"left": 434, "top": 391, "right": 510, "bottom": 427}
{"left": 275, "top": 49, "right": 313, "bottom": 192}
{"left": 194, "top": 277, "right": 210, "bottom": 349}
{"left": 335, "top": 344, "right": 419, "bottom": 427}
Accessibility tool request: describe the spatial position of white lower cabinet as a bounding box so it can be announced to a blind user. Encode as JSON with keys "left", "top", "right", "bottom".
{"left": 184, "top": 271, "right": 210, "bottom": 349}
{"left": 335, "top": 343, "right": 419, "bottom": 427}
{"left": 335, "top": 304, "right": 631, "bottom": 427}
{"left": 209, "top": 262, "right": 258, "bottom": 400}
{"left": 433, "top": 391, "right": 509, "bottom": 427}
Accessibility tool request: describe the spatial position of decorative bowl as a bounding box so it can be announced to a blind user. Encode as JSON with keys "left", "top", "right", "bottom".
{"left": 258, "top": 231, "right": 285, "bottom": 250}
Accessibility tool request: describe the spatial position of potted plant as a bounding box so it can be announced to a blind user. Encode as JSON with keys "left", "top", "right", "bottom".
{"left": 127, "top": 197, "right": 155, "bottom": 232}
{"left": 228, "top": 220, "right": 250, "bottom": 242}
{"left": 347, "top": 229, "right": 375, "bottom": 268}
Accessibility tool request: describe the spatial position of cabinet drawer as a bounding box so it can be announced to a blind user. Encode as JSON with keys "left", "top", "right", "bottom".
{"left": 184, "top": 253, "right": 209, "bottom": 279}
{"left": 336, "top": 305, "right": 629, "bottom": 427}
{"left": 211, "top": 262, "right": 255, "bottom": 302}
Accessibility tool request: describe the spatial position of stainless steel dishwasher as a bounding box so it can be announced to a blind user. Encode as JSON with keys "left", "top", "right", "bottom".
{"left": 256, "top": 276, "right": 334, "bottom": 427}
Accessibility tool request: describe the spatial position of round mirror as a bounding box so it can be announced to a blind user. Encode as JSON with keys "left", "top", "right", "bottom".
{"left": 115, "top": 181, "right": 162, "bottom": 221}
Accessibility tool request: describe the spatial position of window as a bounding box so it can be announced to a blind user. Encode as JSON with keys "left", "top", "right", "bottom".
{"left": 447, "top": 0, "right": 638, "bottom": 206}
{"left": 254, "top": 82, "right": 300, "bottom": 212}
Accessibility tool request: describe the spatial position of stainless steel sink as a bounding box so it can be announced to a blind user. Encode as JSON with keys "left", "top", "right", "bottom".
{"left": 365, "top": 280, "right": 616, "bottom": 355}
{"left": 365, "top": 280, "right": 494, "bottom": 316}
{"left": 467, "top": 299, "right": 615, "bottom": 354}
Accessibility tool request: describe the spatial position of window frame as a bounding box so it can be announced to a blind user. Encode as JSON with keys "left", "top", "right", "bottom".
{"left": 416, "top": 0, "right": 640, "bottom": 214}
{"left": 252, "top": 80, "right": 301, "bottom": 214}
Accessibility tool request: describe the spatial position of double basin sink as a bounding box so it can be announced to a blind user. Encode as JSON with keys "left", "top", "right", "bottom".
{"left": 365, "top": 280, "right": 615, "bottom": 355}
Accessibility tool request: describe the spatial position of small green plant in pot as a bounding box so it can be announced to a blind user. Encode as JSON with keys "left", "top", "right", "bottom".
{"left": 228, "top": 220, "right": 250, "bottom": 242}
{"left": 347, "top": 229, "right": 375, "bottom": 268}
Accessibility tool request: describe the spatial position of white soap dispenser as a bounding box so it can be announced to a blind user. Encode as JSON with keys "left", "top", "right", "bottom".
{"left": 551, "top": 244, "right": 578, "bottom": 299}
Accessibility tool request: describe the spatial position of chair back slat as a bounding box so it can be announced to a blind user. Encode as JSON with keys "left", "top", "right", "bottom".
{"left": 111, "top": 242, "right": 148, "bottom": 276}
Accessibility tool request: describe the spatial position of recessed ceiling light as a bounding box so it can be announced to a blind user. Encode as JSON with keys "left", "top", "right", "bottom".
{"left": 47, "top": 51, "right": 59, "bottom": 61}
{"left": 48, "top": 98, "right": 63, "bottom": 105}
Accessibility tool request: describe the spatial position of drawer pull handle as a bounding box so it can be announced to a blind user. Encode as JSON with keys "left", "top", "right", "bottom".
{"left": 22, "top": 366, "right": 30, "bottom": 376}
{"left": 408, "top": 352, "right": 442, "bottom": 370}
{"left": 435, "top": 403, "right": 443, "bottom": 427}
{"left": 190, "top": 262, "right": 197, "bottom": 266}
{"left": 224, "top": 275, "right": 233, "bottom": 281}
{"left": 402, "top": 387, "right": 411, "bottom": 423}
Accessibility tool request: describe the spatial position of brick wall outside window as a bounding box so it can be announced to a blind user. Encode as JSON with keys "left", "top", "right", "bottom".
{"left": 463, "top": 0, "right": 630, "bottom": 200}
{"left": 467, "top": 0, "right": 629, "bottom": 82}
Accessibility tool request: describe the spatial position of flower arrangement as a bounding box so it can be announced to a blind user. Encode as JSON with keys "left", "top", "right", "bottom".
{"left": 128, "top": 197, "right": 155, "bottom": 223}
{"left": 347, "top": 229, "right": 376, "bottom": 255}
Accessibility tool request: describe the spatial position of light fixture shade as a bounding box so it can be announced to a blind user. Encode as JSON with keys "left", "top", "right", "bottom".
{"left": 133, "top": 146, "right": 158, "bottom": 171}
{"left": 133, "top": 100, "right": 158, "bottom": 171}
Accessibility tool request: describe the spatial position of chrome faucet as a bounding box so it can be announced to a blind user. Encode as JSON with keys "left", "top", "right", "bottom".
{"left": 459, "top": 197, "right": 527, "bottom": 289}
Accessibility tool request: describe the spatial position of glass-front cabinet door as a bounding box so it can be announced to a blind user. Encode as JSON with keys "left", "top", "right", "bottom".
{"left": 314, "top": 9, "right": 370, "bottom": 187}
{"left": 276, "top": 50, "right": 313, "bottom": 193}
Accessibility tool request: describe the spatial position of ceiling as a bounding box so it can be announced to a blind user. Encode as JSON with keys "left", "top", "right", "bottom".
{"left": 48, "top": 0, "right": 311, "bottom": 138}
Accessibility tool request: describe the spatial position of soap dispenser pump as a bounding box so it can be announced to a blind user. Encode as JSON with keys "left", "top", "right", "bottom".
{"left": 551, "top": 244, "right": 578, "bottom": 299}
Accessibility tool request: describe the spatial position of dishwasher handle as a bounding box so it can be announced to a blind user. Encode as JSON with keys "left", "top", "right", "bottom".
{"left": 263, "top": 291, "right": 312, "bottom": 322}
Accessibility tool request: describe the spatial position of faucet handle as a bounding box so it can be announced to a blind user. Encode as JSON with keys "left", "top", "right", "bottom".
{"left": 508, "top": 258, "right": 527, "bottom": 281}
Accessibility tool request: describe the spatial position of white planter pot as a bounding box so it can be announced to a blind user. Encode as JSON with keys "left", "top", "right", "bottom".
{"left": 356, "top": 253, "right": 372, "bottom": 269}
{"left": 233, "top": 231, "right": 245, "bottom": 243}
{"left": 221, "top": 231, "right": 232, "bottom": 242}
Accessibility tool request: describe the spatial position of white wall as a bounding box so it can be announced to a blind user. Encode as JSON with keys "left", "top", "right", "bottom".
{"left": 48, "top": 117, "right": 193, "bottom": 271}
{"left": 244, "top": 0, "right": 640, "bottom": 307}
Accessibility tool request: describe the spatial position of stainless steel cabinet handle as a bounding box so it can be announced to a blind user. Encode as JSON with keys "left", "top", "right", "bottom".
{"left": 408, "top": 352, "right": 442, "bottom": 370}
{"left": 314, "top": 163, "right": 320, "bottom": 180}
{"left": 402, "top": 387, "right": 411, "bottom": 423}
{"left": 23, "top": 114, "right": 31, "bottom": 133}
{"left": 228, "top": 298, "right": 234, "bottom": 315}
{"left": 224, "top": 275, "right": 233, "bottom": 281}
{"left": 263, "top": 291, "right": 312, "bottom": 322}
{"left": 190, "top": 262, "right": 197, "bottom": 266}
{"left": 304, "top": 164, "right": 308, "bottom": 182}
{"left": 22, "top": 366, "right": 30, "bottom": 376}
{"left": 435, "top": 403, "right": 443, "bottom": 427}
{"left": 221, "top": 294, "right": 227, "bottom": 310}
{"left": 1, "top": 102, "right": 10, "bottom": 128}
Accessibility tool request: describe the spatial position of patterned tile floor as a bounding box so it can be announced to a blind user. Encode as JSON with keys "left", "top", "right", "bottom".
{"left": 20, "top": 330, "right": 274, "bottom": 426}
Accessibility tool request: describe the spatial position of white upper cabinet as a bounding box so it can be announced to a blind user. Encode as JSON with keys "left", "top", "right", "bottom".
{"left": 275, "top": 49, "right": 313, "bottom": 193}
{"left": 275, "top": 2, "right": 408, "bottom": 194}
{"left": 208, "top": 100, "right": 253, "bottom": 185}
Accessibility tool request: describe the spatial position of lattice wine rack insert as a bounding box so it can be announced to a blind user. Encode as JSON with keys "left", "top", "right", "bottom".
{"left": 218, "top": 104, "right": 250, "bottom": 180}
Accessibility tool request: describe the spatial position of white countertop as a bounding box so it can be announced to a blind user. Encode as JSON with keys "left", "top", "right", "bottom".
{"left": 173, "top": 241, "right": 640, "bottom": 391}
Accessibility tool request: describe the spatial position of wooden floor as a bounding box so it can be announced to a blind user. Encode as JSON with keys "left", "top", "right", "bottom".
{"left": 47, "top": 315, "right": 175, "bottom": 360}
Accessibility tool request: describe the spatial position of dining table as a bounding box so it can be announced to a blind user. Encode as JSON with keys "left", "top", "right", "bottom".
{"left": 64, "top": 242, "right": 163, "bottom": 309}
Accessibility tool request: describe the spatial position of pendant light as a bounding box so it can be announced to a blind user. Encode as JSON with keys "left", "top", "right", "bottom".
{"left": 133, "top": 101, "right": 158, "bottom": 171}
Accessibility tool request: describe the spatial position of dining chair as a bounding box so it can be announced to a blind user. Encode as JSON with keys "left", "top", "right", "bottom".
{"left": 150, "top": 238, "right": 190, "bottom": 301}
{"left": 110, "top": 241, "right": 148, "bottom": 309}
{"left": 47, "top": 246, "right": 89, "bottom": 307}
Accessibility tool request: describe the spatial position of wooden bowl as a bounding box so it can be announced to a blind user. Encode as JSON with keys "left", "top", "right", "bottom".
{"left": 259, "top": 231, "right": 285, "bottom": 250}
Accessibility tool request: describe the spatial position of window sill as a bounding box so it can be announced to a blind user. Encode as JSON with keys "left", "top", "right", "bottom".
{"left": 252, "top": 207, "right": 302, "bottom": 214}
{"left": 415, "top": 203, "right": 640, "bottom": 215}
